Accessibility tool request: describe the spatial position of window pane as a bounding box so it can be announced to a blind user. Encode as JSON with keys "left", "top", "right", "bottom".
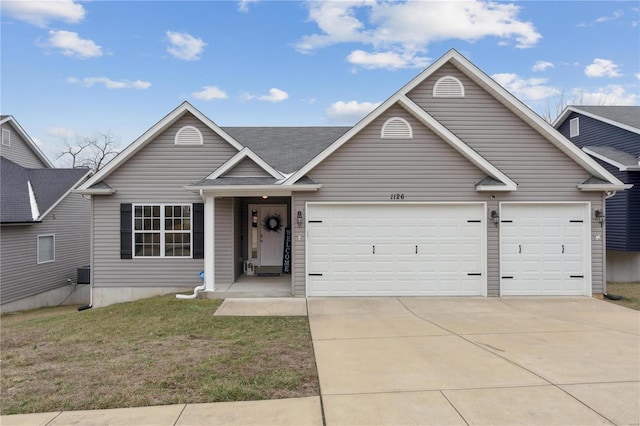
{"left": 183, "top": 206, "right": 191, "bottom": 218}
{"left": 144, "top": 219, "right": 151, "bottom": 230}
{"left": 174, "top": 206, "right": 181, "bottom": 217}
{"left": 183, "top": 219, "right": 191, "bottom": 230}
{"left": 135, "top": 219, "right": 142, "bottom": 230}
{"left": 165, "top": 219, "right": 172, "bottom": 230}
{"left": 135, "top": 206, "right": 142, "bottom": 217}
{"left": 144, "top": 206, "right": 151, "bottom": 217}
{"left": 153, "top": 219, "right": 160, "bottom": 230}
{"left": 165, "top": 205, "right": 172, "bottom": 217}
{"left": 152, "top": 206, "right": 160, "bottom": 217}
{"left": 38, "top": 235, "right": 54, "bottom": 263}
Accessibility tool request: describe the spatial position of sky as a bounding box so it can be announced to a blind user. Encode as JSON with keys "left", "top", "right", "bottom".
{"left": 1, "top": 0, "right": 639, "bottom": 165}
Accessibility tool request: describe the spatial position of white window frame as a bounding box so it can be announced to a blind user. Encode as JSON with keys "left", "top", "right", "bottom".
{"left": 174, "top": 125, "right": 203, "bottom": 145}
{"left": 37, "top": 234, "right": 55, "bottom": 264}
{"left": 2, "top": 128, "right": 10, "bottom": 146}
{"left": 132, "top": 204, "right": 193, "bottom": 258}
{"left": 569, "top": 117, "right": 580, "bottom": 138}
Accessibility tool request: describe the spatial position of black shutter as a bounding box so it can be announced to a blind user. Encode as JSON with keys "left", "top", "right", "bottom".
{"left": 193, "top": 203, "right": 204, "bottom": 259}
{"left": 120, "top": 204, "right": 132, "bottom": 259}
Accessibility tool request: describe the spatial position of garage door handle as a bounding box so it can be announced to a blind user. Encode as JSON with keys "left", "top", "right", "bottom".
{"left": 415, "top": 245, "right": 418, "bottom": 254}
{"left": 519, "top": 244, "right": 521, "bottom": 254}
{"left": 373, "top": 245, "right": 375, "bottom": 254}
{"left": 562, "top": 244, "right": 565, "bottom": 254}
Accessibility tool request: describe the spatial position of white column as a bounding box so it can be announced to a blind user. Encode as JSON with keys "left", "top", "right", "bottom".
{"left": 204, "top": 194, "right": 215, "bottom": 291}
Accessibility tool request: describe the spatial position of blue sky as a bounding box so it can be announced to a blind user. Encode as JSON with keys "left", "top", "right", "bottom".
{"left": 2, "top": 0, "right": 639, "bottom": 164}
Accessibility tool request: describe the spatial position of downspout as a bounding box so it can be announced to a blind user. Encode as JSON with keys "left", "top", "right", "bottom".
{"left": 78, "top": 195, "right": 94, "bottom": 311}
{"left": 601, "top": 191, "right": 622, "bottom": 300}
{"left": 177, "top": 189, "right": 207, "bottom": 300}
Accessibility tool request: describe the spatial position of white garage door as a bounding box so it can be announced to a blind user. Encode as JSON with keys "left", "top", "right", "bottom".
{"left": 500, "top": 203, "right": 590, "bottom": 296}
{"left": 306, "top": 203, "right": 486, "bottom": 296}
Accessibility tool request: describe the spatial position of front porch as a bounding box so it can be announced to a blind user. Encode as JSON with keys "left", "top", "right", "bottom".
{"left": 200, "top": 274, "right": 293, "bottom": 298}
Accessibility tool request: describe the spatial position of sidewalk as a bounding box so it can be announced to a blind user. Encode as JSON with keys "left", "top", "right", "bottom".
{"left": 1, "top": 396, "right": 323, "bottom": 426}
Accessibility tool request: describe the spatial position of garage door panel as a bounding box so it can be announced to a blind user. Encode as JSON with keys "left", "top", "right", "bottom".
{"left": 307, "top": 204, "right": 485, "bottom": 296}
{"left": 500, "top": 204, "right": 588, "bottom": 296}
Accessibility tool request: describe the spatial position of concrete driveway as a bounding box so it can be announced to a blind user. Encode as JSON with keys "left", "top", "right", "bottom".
{"left": 308, "top": 297, "right": 640, "bottom": 425}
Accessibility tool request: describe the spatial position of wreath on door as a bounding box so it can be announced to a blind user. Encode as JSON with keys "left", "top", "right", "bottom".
{"left": 262, "top": 213, "right": 283, "bottom": 232}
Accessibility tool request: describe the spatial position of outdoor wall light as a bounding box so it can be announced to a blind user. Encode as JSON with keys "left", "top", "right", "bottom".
{"left": 262, "top": 195, "right": 269, "bottom": 199}
{"left": 296, "top": 210, "right": 303, "bottom": 228}
{"left": 594, "top": 209, "right": 605, "bottom": 227}
{"left": 490, "top": 210, "right": 500, "bottom": 227}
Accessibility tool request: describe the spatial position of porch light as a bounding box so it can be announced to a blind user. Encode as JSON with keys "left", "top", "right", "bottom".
{"left": 262, "top": 195, "right": 268, "bottom": 199}
{"left": 594, "top": 209, "right": 605, "bottom": 227}
{"left": 490, "top": 210, "right": 499, "bottom": 227}
{"left": 296, "top": 210, "right": 303, "bottom": 228}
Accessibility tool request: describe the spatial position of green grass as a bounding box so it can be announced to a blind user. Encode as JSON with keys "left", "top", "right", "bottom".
{"left": 605, "top": 282, "right": 640, "bottom": 311}
{"left": 0, "top": 296, "right": 318, "bottom": 415}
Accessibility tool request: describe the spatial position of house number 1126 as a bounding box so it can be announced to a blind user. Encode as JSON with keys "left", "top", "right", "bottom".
{"left": 390, "top": 193, "right": 405, "bottom": 200}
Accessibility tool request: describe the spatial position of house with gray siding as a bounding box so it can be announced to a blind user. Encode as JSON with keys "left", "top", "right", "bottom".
{"left": 554, "top": 106, "right": 640, "bottom": 282}
{"left": 77, "top": 50, "right": 629, "bottom": 307}
{"left": 0, "top": 116, "right": 91, "bottom": 313}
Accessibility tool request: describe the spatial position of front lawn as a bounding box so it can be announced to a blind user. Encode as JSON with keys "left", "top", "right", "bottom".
{"left": 605, "top": 282, "right": 640, "bottom": 311}
{"left": 0, "top": 296, "right": 318, "bottom": 415}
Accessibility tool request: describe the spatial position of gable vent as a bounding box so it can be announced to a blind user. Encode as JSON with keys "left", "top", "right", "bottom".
{"left": 569, "top": 117, "right": 579, "bottom": 138}
{"left": 175, "top": 125, "right": 203, "bottom": 145}
{"left": 433, "top": 76, "right": 465, "bottom": 98}
{"left": 381, "top": 117, "right": 413, "bottom": 139}
{"left": 1, "top": 128, "right": 10, "bottom": 146}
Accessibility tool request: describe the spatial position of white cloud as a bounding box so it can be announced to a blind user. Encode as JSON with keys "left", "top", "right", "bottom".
{"left": 47, "top": 127, "right": 76, "bottom": 139}
{"left": 532, "top": 60, "right": 554, "bottom": 72}
{"left": 595, "top": 10, "right": 624, "bottom": 23}
{"left": 238, "top": 0, "right": 259, "bottom": 13}
{"left": 584, "top": 58, "right": 622, "bottom": 77}
{"left": 45, "top": 30, "right": 102, "bottom": 58}
{"left": 492, "top": 73, "right": 560, "bottom": 101}
{"left": 325, "top": 100, "right": 381, "bottom": 124}
{"left": 636, "top": 73, "right": 640, "bottom": 80}
{"left": 572, "top": 85, "right": 638, "bottom": 105}
{"left": 258, "top": 88, "right": 289, "bottom": 102}
{"left": 67, "top": 77, "right": 151, "bottom": 89}
{"left": 297, "top": 1, "right": 541, "bottom": 70}
{"left": 166, "top": 31, "right": 206, "bottom": 61}
{"left": 347, "top": 50, "right": 429, "bottom": 69}
{"left": 192, "top": 86, "right": 228, "bottom": 100}
{"left": 2, "top": 0, "right": 85, "bottom": 27}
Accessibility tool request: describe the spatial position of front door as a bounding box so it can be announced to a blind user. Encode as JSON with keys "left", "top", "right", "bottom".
{"left": 248, "top": 204, "right": 288, "bottom": 267}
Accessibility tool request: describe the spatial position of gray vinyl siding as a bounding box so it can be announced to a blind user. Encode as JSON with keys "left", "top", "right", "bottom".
{"left": 91, "top": 112, "right": 238, "bottom": 289}
{"left": 1, "top": 192, "right": 90, "bottom": 304}
{"left": 0, "top": 122, "right": 49, "bottom": 168}
{"left": 291, "top": 67, "right": 605, "bottom": 296}
{"left": 223, "top": 158, "right": 271, "bottom": 177}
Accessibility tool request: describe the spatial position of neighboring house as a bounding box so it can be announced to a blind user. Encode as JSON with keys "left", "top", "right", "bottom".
{"left": 77, "top": 49, "right": 628, "bottom": 308}
{"left": 0, "top": 116, "right": 91, "bottom": 313}
{"left": 554, "top": 106, "right": 640, "bottom": 282}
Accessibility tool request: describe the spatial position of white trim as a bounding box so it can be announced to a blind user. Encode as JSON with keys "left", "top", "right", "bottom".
{"left": 174, "top": 125, "right": 203, "bottom": 145}
{"left": 380, "top": 117, "right": 413, "bottom": 139}
{"left": 498, "top": 202, "right": 592, "bottom": 297}
{"left": 27, "top": 181, "right": 40, "bottom": 221}
{"left": 582, "top": 147, "right": 640, "bottom": 172}
{"left": 78, "top": 102, "right": 245, "bottom": 191}
{"left": 185, "top": 184, "right": 321, "bottom": 197}
{"left": 74, "top": 187, "right": 116, "bottom": 195}
{"left": 432, "top": 75, "right": 465, "bottom": 98}
{"left": 578, "top": 183, "right": 633, "bottom": 191}
{"left": 204, "top": 194, "right": 215, "bottom": 291}
{"left": 0, "top": 116, "right": 54, "bottom": 168}
{"left": 553, "top": 106, "right": 640, "bottom": 135}
{"left": 304, "top": 201, "right": 488, "bottom": 298}
{"left": 207, "top": 147, "right": 284, "bottom": 180}
{"left": 37, "top": 234, "right": 55, "bottom": 264}
{"left": 131, "top": 203, "right": 193, "bottom": 258}
{"left": 285, "top": 93, "right": 517, "bottom": 191}
{"left": 396, "top": 49, "right": 624, "bottom": 187}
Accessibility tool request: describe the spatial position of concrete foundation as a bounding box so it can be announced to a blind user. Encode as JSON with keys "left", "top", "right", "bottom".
{"left": 607, "top": 250, "right": 640, "bottom": 282}
{"left": 0, "top": 284, "right": 90, "bottom": 313}
{"left": 92, "top": 286, "right": 193, "bottom": 308}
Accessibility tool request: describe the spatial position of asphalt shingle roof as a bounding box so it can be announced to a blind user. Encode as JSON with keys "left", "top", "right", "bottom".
{"left": 585, "top": 145, "right": 639, "bottom": 168}
{"left": 571, "top": 106, "right": 640, "bottom": 130}
{"left": 1, "top": 157, "right": 89, "bottom": 223}
{"left": 222, "top": 127, "right": 350, "bottom": 174}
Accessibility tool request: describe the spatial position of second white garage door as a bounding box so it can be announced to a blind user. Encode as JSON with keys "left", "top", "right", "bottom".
{"left": 500, "top": 203, "right": 590, "bottom": 296}
{"left": 306, "top": 203, "right": 486, "bottom": 296}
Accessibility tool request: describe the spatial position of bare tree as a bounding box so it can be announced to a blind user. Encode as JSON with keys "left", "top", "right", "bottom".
{"left": 542, "top": 89, "right": 612, "bottom": 123}
{"left": 56, "top": 131, "right": 121, "bottom": 172}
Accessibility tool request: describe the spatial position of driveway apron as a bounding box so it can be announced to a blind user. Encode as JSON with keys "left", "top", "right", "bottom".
{"left": 307, "top": 297, "right": 640, "bottom": 426}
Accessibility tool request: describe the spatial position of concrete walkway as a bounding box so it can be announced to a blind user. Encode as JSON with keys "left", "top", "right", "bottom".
{"left": 2, "top": 297, "right": 639, "bottom": 425}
